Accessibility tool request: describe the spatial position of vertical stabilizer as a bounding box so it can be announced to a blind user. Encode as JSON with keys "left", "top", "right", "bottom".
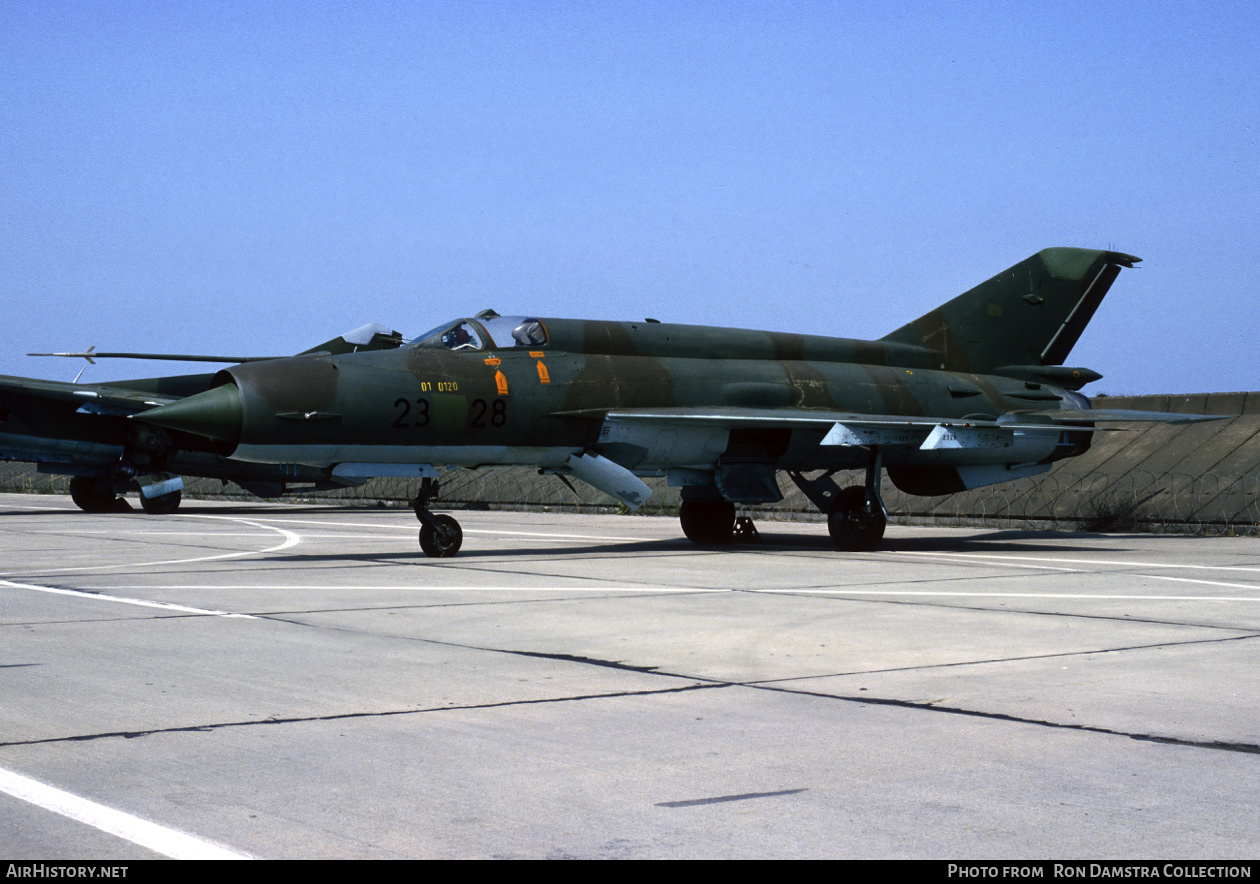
{"left": 880, "top": 249, "right": 1139, "bottom": 373}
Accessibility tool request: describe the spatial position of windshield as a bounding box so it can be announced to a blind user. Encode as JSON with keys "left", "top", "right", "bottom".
{"left": 411, "top": 316, "right": 548, "bottom": 351}
{"left": 409, "top": 320, "right": 485, "bottom": 351}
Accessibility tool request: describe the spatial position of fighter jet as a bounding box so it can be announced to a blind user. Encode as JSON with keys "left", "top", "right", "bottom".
{"left": 134, "top": 248, "right": 1214, "bottom": 556}
{"left": 1, "top": 324, "right": 407, "bottom": 512}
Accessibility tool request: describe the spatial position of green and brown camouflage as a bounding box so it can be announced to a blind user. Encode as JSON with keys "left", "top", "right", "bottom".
{"left": 131, "top": 248, "right": 1212, "bottom": 555}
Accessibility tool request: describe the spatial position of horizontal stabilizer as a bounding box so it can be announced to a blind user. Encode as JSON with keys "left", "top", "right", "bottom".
{"left": 1075, "top": 409, "right": 1229, "bottom": 425}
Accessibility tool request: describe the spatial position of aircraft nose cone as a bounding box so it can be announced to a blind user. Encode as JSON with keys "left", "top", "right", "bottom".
{"left": 134, "top": 383, "right": 242, "bottom": 443}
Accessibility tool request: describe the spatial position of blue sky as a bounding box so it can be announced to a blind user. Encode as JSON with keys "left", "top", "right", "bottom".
{"left": 2, "top": 1, "right": 1257, "bottom": 395}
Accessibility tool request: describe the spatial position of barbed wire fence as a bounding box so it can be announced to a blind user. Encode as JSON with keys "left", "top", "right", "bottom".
{"left": 4, "top": 460, "right": 1258, "bottom": 536}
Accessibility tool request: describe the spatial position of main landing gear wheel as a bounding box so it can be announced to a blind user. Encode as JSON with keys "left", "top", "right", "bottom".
{"left": 827, "top": 486, "right": 886, "bottom": 551}
{"left": 679, "top": 500, "right": 736, "bottom": 545}
{"left": 419, "top": 514, "right": 463, "bottom": 558}
{"left": 68, "top": 476, "right": 130, "bottom": 513}
{"left": 139, "top": 489, "right": 182, "bottom": 515}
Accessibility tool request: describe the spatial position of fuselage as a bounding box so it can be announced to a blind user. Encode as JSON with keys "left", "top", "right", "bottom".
{"left": 177, "top": 315, "right": 1093, "bottom": 480}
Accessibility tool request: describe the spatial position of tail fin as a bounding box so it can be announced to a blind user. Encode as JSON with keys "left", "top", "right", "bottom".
{"left": 881, "top": 249, "right": 1139, "bottom": 373}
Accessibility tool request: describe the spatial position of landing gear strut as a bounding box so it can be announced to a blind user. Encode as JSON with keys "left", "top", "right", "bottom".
{"left": 414, "top": 477, "right": 463, "bottom": 558}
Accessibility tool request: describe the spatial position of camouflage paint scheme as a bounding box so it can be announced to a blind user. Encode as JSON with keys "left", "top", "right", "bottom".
{"left": 132, "top": 248, "right": 1213, "bottom": 555}
{"left": 0, "top": 325, "right": 405, "bottom": 513}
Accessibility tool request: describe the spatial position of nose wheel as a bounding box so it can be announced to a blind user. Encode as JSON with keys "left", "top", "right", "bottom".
{"left": 413, "top": 477, "right": 463, "bottom": 558}
{"left": 419, "top": 514, "right": 463, "bottom": 558}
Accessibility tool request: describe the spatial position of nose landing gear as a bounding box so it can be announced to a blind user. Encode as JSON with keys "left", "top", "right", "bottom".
{"left": 414, "top": 477, "right": 463, "bottom": 558}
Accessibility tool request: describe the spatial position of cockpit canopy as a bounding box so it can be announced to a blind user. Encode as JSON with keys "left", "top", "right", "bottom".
{"left": 412, "top": 314, "right": 548, "bottom": 352}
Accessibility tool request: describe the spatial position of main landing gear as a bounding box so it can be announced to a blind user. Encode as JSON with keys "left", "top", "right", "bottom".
{"left": 679, "top": 499, "right": 736, "bottom": 545}
{"left": 68, "top": 476, "right": 131, "bottom": 513}
{"left": 788, "top": 447, "right": 888, "bottom": 552}
{"left": 678, "top": 498, "right": 761, "bottom": 546}
{"left": 68, "top": 428, "right": 184, "bottom": 515}
{"left": 138, "top": 485, "right": 182, "bottom": 515}
{"left": 681, "top": 447, "right": 890, "bottom": 552}
{"left": 825, "top": 485, "right": 887, "bottom": 551}
{"left": 414, "top": 477, "right": 463, "bottom": 558}
{"left": 69, "top": 473, "right": 184, "bottom": 515}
